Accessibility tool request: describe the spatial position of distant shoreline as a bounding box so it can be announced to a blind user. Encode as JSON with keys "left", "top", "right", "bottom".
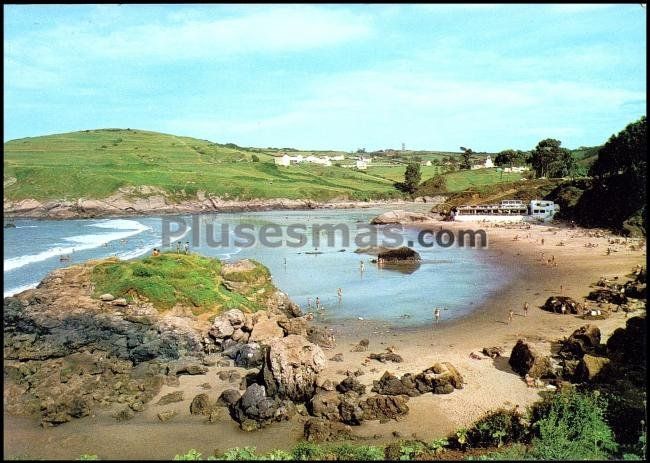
{"left": 3, "top": 197, "right": 444, "bottom": 221}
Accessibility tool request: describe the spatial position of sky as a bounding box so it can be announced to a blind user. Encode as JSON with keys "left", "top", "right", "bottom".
{"left": 3, "top": 4, "right": 647, "bottom": 152}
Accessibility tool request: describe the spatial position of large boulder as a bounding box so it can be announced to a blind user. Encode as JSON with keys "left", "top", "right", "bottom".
{"left": 338, "top": 392, "right": 365, "bottom": 425}
{"left": 260, "top": 335, "right": 326, "bottom": 402}
{"left": 371, "top": 371, "right": 418, "bottom": 397}
{"left": 336, "top": 376, "right": 367, "bottom": 395}
{"left": 189, "top": 393, "right": 212, "bottom": 415}
{"left": 587, "top": 289, "right": 626, "bottom": 305}
{"left": 575, "top": 355, "right": 611, "bottom": 382}
{"left": 249, "top": 317, "right": 284, "bottom": 344}
{"left": 542, "top": 296, "right": 583, "bottom": 314}
{"left": 372, "top": 363, "right": 463, "bottom": 397}
{"left": 222, "top": 342, "right": 264, "bottom": 369}
{"left": 360, "top": 395, "right": 409, "bottom": 422}
{"left": 278, "top": 317, "right": 309, "bottom": 337}
{"left": 221, "top": 309, "right": 246, "bottom": 329}
{"left": 307, "top": 326, "right": 336, "bottom": 349}
{"left": 209, "top": 318, "right": 235, "bottom": 339}
{"left": 509, "top": 340, "right": 555, "bottom": 379}
{"left": 303, "top": 417, "right": 352, "bottom": 442}
{"left": 376, "top": 247, "right": 421, "bottom": 263}
{"left": 310, "top": 391, "right": 342, "bottom": 421}
{"left": 216, "top": 389, "right": 241, "bottom": 407}
{"left": 229, "top": 383, "right": 294, "bottom": 431}
{"left": 370, "top": 210, "right": 435, "bottom": 225}
{"left": 606, "top": 315, "right": 646, "bottom": 365}
{"left": 560, "top": 325, "right": 601, "bottom": 358}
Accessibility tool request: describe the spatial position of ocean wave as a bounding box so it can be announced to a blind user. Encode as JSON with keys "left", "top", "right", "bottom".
{"left": 4, "top": 282, "right": 38, "bottom": 298}
{"left": 117, "top": 245, "right": 156, "bottom": 260}
{"left": 15, "top": 225, "right": 38, "bottom": 228}
{"left": 4, "top": 220, "right": 151, "bottom": 272}
{"left": 87, "top": 219, "right": 151, "bottom": 231}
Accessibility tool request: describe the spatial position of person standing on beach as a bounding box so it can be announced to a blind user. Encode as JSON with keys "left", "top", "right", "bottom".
{"left": 337, "top": 288, "right": 343, "bottom": 303}
{"left": 360, "top": 260, "right": 365, "bottom": 273}
{"left": 315, "top": 297, "right": 321, "bottom": 309}
{"left": 434, "top": 307, "right": 441, "bottom": 324}
{"left": 307, "top": 297, "right": 312, "bottom": 309}
{"left": 508, "top": 309, "right": 514, "bottom": 324}
{"left": 523, "top": 302, "right": 529, "bottom": 317}
{"left": 184, "top": 241, "right": 190, "bottom": 255}
{"left": 176, "top": 241, "right": 182, "bottom": 253}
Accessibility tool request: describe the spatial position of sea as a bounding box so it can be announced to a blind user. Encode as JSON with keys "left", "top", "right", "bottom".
{"left": 3, "top": 209, "right": 509, "bottom": 327}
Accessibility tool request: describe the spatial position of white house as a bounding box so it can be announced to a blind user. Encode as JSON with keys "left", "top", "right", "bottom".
{"left": 274, "top": 154, "right": 291, "bottom": 166}
{"left": 471, "top": 155, "right": 495, "bottom": 170}
{"left": 330, "top": 155, "right": 345, "bottom": 161}
{"left": 274, "top": 153, "right": 332, "bottom": 166}
{"left": 356, "top": 159, "right": 368, "bottom": 170}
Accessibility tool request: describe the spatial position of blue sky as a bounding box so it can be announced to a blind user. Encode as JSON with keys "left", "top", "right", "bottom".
{"left": 3, "top": 4, "right": 646, "bottom": 151}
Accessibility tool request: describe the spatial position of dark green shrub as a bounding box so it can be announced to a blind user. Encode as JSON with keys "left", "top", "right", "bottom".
{"left": 467, "top": 408, "right": 527, "bottom": 448}
{"left": 528, "top": 390, "right": 618, "bottom": 460}
{"left": 330, "top": 443, "right": 384, "bottom": 460}
{"left": 291, "top": 441, "right": 325, "bottom": 460}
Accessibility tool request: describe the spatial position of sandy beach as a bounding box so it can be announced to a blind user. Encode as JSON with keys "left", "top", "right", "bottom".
{"left": 4, "top": 218, "right": 646, "bottom": 459}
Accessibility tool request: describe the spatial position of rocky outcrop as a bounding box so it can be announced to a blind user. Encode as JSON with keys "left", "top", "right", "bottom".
{"left": 370, "top": 210, "right": 436, "bottom": 225}
{"left": 3, "top": 263, "right": 211, "bottom": 426}
{"left": 5, "top": 189, "right": 410, "bottom": 220}
{"left": 560, "top": 325, "right": 602, "bottom": 358}
{"left": 375, "top": 247, "right": 421, "bottom": 264}
{"left": 575, "top": 355, "right": 611, "bottom": 382}
{"left": 259, "top": 335, "right": 326, "bottom": 402}
{"left": 304, "top": 417, "right": 353, "bottom": 442}
{"left": 587, "top": 289, "right": 626, "bottom": 305}
{"left": 509, "top": 340, "right": 555, "bottom": 379}
{"left": 229, "top": 383, "right": 296, "bottom": 431}
{"left": 371, "top": 362, "right": 464, "bottom": 397}
{"left": 189, "top": 393, "right": 213, "bottom": 415}
{"left": 216, "top": 389, "right": 241, "bottom": 407}
{"left": 3, "top": 256, "right": 313, "bottom": 428}
{"left": 368, "top": 351, "right": 404, "bottom": 363}
{"left": 542, "top": 296, "right": 583, "bottom": 314}
{"left": 359, "top": 395, "right": 410, "bottom": 422}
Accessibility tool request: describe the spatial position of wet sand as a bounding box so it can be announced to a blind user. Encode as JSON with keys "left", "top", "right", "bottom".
{"left": 4, "top": 219, "right": 645, "bottom": 460}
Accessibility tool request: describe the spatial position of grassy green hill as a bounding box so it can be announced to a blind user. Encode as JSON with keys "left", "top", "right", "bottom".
{"left": 3, "top": 128, "right": 552, "bottom": 204}
{"left": 3, "top": 129, "right": 405, "bottom": 202}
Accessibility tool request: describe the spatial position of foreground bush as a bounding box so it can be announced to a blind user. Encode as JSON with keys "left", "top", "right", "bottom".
{"left": 528, "top": 390, "right": 618, "bottom": 460}
{"left": 466, "top": 408, "right": 528, "bottom": 448}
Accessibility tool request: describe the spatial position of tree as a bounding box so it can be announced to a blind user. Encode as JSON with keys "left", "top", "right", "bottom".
{"left": 251, "top": 154, "right": 260, "bottom": 162}
{"left": 494, "top": 149, "right": 528, "bottom": 167}
{"left": 590, "top": 116, "right": 646, "bottom": 193}
{"left": 530, "top": 138, "right": 574, "bottom": 178}
{"left": 459, "top": 146, "right": 474, "bottom": 170}
{"left": 403, "top": 162, "right": 422, "bottom": 194}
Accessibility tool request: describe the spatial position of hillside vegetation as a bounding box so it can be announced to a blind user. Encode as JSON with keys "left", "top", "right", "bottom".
{"left": 3, "top": 129, "right": 403, "bottom": 202}
{"left": 91, "top": 252, "right": 273, "bottom": 314}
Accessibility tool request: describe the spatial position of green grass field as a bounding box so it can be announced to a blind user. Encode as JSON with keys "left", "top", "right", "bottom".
{"left": 442, "top": 168, "right": 524, "bottom": 192}
{"left": 3, "top": 129, "right": 405, "bottom": 202}
{"left": 91, "top": 252, "right": 273, "bottom": 314}
{"left": 3, "top": 128, "right": 536, "bottom": 203}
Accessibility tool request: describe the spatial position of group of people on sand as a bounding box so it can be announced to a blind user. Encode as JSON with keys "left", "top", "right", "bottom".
{"left": 507, "top": 301, "right": 530, "bottom": 324}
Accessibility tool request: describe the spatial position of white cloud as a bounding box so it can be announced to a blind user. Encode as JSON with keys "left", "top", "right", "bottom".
{"left": 159, "top": 69, "right": 645, "bottom": 150}
{"left": 9, "top": 5, "right": 372, "bottom": 63}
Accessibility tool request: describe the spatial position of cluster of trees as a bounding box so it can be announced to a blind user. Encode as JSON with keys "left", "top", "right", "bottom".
{"left": 458, "top": 139, "right": 582, "bottom": 178}
{"left": 493, "top": 149, "right": 528, "bottom": 167}
{"left": 552, "top": 116, "right": 646, "bottom": 234}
